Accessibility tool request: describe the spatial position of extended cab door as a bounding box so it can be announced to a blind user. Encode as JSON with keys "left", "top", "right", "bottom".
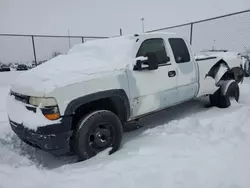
{"left": 168, "top": 38, "right": 199, "bottom": 102}
{"left": 127, "top": 37, "right": 178, "bottom": 118}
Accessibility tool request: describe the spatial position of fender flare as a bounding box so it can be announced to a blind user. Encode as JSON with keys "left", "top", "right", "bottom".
{"left": 64, "top": 89, "right": 131, "bottom": 121}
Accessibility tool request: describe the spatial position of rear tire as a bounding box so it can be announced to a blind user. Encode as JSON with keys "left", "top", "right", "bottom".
{"left": 209, "top": 81, "right": 239, "bottom": 108}
{"left": 73, "top": 110, "right": 123, "bottom": 161}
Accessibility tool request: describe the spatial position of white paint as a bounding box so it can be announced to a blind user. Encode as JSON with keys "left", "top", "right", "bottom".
{"left": 196, "top": 51, "right": 242, "bottom": 97}
{"left": 197, "top": 51, "right": 242, "bottom": 68}
{"left": 127, "top": 33, "right": 179, "bottom": 117}
{"left": 196, "top": 57, "right": 222, "bottom": 97}
{"left": 48, "top": 70, "right": 130, "bottom": 115}
{"left": 172, "top": 38, "right": 199, "bottom": 101}
{"left": 214, "top": 63, "right": 229, "bottom": 85}
{"left": 128, "top": 62, "right": 178, "bottom": 117}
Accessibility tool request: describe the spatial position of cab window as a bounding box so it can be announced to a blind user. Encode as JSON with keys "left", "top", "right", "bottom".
{"left": 136, "top": 38, "right": 169, "bottom": 64}
{"left": 169, "top": 38, "right": 190, "bottom": 63}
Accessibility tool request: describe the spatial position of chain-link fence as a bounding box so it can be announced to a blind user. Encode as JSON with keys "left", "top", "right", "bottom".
{"left": 1, "top": 9, "right": 250, "bottom": 68}
{"left": 0, "top": 34, "right": 107, "bottom": 67}
{"left": 147, "top": 9, "right": 250, "bottom": 56}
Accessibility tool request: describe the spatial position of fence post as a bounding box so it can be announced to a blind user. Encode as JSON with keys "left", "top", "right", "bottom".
{"left": 81, "top": 37, "right": 84, "bottom": 43}
{"left": 190, "top": 23, "right": 193, "bottom": 45}
{"left": 31, "top": 36, "right": 37, "bottom": 66}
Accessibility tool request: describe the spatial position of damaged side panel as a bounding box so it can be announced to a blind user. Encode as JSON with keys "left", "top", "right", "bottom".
{"left": 196, "top": 58, "right": 243, "bottom": 98}
{"left": 205, "top": 59, "right": 244, "bottom": 85}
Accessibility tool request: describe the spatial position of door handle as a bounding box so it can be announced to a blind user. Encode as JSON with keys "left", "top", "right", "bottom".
{"left": 168, "top": 70, "right": 176, "bottom": 77}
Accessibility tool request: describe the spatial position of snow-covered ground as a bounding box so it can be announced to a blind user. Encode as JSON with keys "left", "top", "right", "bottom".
{"left": 1, "top": 72, "right": 250, "bottom": 188}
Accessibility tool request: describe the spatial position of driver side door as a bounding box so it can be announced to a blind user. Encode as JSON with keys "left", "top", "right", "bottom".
{"left": 127, "top": 37, "right": 178, "bottom": 119}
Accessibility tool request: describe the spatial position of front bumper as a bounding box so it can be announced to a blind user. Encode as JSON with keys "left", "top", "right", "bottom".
{"left": 9, "top": 116, "right": 73, "bottom": 156}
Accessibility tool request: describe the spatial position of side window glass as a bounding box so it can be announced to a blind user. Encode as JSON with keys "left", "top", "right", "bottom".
{"left": 136, "top": 38, "right": 169, "bottom": 64}
{"left": 169, "top": 38, "right": 190, "bottom": 63}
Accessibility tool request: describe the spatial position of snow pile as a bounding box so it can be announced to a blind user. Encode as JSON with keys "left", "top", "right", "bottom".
{"left": 6, "top": 95, "right": 61, "bottom": 130}
{"left": 1, "top": 72, "right": 250, "bottom": 188}
{"left": 11, "top": 36, "right": 135, "bottom": 94}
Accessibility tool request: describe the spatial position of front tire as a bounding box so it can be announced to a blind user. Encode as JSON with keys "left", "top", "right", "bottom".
{"left": 73, "top": 110, "right": 123, "bottom": 161}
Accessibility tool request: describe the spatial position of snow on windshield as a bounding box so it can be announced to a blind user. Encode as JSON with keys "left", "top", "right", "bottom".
{"left": 68, "top": 36, "right": 135, "bottom": 65}
{"left": 10, "top": 36, "right": 136, "bottom": 94}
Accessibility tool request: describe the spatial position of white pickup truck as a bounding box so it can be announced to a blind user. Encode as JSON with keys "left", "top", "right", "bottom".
{"left": 7, "top": 32, "right": 244, "bottom": 161}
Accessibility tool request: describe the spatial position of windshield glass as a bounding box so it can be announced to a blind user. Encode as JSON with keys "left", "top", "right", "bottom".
{"left": 68, "top": 36, "right": 135, "bottom": 64}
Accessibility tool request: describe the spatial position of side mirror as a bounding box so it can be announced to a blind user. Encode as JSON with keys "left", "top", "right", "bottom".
{"left": 146, "top": 52, "right": 158, "bottom": 70}
{"left": 133, "top": 53, "right": 159, "bottom": 71}
{"left": 133, "top": 60, "right": 142, "bottom": 70}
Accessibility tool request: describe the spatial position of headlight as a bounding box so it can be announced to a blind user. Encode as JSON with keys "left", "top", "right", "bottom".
{"left": 29, "top": 97, "right": 57, "bottom": 108}
{"left": 28, "top": 97, "right": 60, "bottom": 120}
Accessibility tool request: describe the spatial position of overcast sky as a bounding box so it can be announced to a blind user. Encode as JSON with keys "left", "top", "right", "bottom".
{"left": 1, "top": 0, "right": 250, "bottom": 36}
{"left": 0, "top": 0, "right": 250, "bottom": 64}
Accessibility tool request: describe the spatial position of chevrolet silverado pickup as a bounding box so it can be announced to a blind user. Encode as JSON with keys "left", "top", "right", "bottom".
{"left": 7, "top": 32, "right": 244, "bottom": 161}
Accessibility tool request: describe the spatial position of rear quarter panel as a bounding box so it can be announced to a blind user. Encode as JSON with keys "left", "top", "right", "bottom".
{"left": 196, "top": 58, "right": 220, "bottom": 97}
{"left": 196, "top": 54, "right": 242, "bottom": 97}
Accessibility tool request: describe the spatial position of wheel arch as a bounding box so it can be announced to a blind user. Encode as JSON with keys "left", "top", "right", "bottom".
{"left": 206, "top": 59, "right": 244, "bottom": 84}
{"left": 64, "top": 89, "right": 130, "bottom": 129}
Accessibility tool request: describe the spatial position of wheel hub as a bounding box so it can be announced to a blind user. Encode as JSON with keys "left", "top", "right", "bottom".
{"left": 95, "top": 129, "right": 111, "bottom": 147}
{"left": 89, "top": 124, "right": 113, "bottom": 150}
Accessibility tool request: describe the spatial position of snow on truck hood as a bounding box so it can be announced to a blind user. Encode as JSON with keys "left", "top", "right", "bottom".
{"left": 11, "top": 36, "right": 135, "bottom": 95}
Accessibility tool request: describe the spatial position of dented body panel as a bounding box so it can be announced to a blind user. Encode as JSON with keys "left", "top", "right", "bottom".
{"left": 196, "top": 57, "right": 225, "bottom": 97}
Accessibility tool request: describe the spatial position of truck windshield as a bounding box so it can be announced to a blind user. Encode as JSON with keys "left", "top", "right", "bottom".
{"left": 68, "top": 36, "right": 135, "bottom": 64}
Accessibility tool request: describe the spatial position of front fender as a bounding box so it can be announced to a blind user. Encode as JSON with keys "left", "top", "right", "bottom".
{"left": 64, "top": 89, "right": 131, "bottom": 120}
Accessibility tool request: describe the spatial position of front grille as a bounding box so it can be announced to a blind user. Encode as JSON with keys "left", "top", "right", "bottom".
{"left": 10, "top": 91, "right": 29, "bottom": 104}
